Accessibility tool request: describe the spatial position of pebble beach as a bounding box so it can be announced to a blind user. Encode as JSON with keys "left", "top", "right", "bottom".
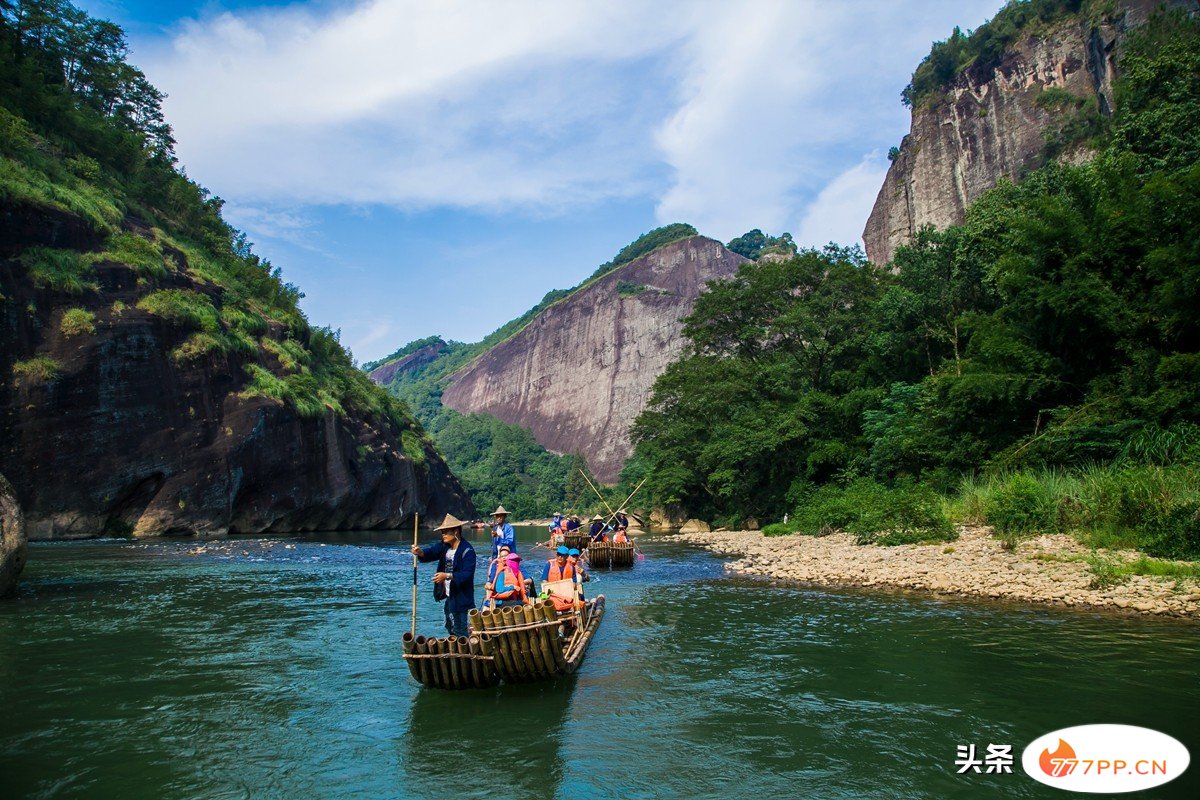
{"left": 678, "top": 526, "right": 1200, "bottom": 619}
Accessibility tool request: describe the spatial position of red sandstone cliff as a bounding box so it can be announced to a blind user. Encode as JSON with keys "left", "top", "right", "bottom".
{"left": 440, "top": 235, "right": 748, "bottom": 482}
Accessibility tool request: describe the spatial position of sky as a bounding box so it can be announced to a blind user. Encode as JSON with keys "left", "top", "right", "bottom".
{"left": 78, "top": 0, "right": 1002, "bottom": 363}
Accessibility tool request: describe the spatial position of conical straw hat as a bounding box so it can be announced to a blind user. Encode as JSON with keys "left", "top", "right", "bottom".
{"left": 435, "top": 514, "right": 464, "bottom": 531}
{"left": 491, "top": 505, "right": 508, "bottom": 516}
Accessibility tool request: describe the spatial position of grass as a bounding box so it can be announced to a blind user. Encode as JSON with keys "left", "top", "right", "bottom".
{"left": 21, "top": 247, "right": 95, "bottom": 293}
{"left": 172, "top": 332, "right": 225, "bottom": 362}
{"left": 59, "top": 307, "right": 95, "bottom": 336}
{"left": 136, "top": 289, "right": 220, "bottom": 332}
{"left": 1087, "top": 554, "right": 1200, "bottom": 589}
{"left": 948, "top": 444, "right": 1200, "bottom": 560}
{"left": 12, "top": 355, "right": 60, "bottom": 386}
{"left": 90, "top": 232, "right": 168, "bottom": 279}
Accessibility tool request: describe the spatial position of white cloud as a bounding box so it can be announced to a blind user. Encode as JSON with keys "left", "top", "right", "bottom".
{"left": 135, "top": 0, "right": 1003, "bottom": 240}
{"left": 793, "top": 153, "right": 890, "bottom": 251}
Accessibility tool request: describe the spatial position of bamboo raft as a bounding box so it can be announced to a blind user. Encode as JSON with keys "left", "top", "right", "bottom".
{"left": 585, "top": 540, "right": 635, "bottom": 568}
{"left": 401, "top": 596, "right": 605, "bottom": 689}
{"left": 562, "top": 532, "right": 591, "bottom": 551}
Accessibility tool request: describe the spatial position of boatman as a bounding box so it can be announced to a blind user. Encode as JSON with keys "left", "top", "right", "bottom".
{"left": 588, "top": 514, "right": 605, "bottom": 540}
{"left": 412, "top": 513, "right": 476, "bottom": 638}
{"left": 490, "top": 505, "right": 516, "bottom": 558}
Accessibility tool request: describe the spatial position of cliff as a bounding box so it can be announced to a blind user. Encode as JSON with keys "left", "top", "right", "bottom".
{"left": 438, "top": 235, "right": 748, "bottom": 482}
{"left": 1, "top": 207, "right": 473, "bottom": 539}
{"left": 863, "top": 0, "right": 1196, "bottom": 265}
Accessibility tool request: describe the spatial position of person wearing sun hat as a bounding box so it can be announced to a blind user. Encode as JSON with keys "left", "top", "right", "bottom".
{"left": 411, "top": 513, "right": 477, "bottom": 637}
{"left": 588, "top": 514, "right": 605, "bottom": 540}
{"left": 490, "top": 505, "right": 516, "bottom": 558}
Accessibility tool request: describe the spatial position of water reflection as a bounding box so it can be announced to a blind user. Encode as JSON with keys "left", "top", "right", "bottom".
{"left": 402, "top": 682, "right": 575, "bottom": 800}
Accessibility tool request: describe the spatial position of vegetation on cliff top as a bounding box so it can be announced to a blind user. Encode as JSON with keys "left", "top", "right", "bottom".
{"left": 1, "top": 1, "right": 427, "bottom": 438}
{"left": 903, "top": 0, "right": 1100, "bottom": 108}
{"left": 633, "top": 10, "right": 1200, "bottom": 559}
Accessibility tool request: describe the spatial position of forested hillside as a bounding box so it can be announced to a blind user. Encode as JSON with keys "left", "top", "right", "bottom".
{"left": 631, "top": 9, "right": 1200, "bottom": 560}
{"left": 0, "top": 0, "right": 471, "bottom": 536}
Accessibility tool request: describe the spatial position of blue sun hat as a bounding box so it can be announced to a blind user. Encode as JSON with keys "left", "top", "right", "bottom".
{"left": 556, "top": 545, "right": 569, "bottom": 556}
{"left": 568, "top": 548, "right": 580, "bottom": 557}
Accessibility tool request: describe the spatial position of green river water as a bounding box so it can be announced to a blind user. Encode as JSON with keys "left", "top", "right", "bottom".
{"left": 1, "top": 526, "right": 1196, "bottom": 799}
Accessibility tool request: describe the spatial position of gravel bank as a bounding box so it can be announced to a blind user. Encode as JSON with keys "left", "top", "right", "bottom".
{"left": 679, "top": 526, "right": 1200, "bottom": 619}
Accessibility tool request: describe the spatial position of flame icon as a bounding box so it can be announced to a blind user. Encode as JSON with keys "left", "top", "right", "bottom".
{"left": 1039, "top": 739, "right": 1078, "bottom": 777}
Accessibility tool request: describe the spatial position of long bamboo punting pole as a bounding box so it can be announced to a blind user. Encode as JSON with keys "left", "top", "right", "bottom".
{"left": 410, "top": 513, "right": 419, "bottom": 638}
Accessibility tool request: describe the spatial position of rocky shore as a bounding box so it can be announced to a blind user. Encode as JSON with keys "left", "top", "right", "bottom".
{"left": 678, "top": 526, "right": 1200, "bottom": 619}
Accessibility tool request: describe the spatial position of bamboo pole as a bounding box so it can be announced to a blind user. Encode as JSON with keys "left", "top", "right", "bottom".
{"left": 434, "top": 637, "right": 452, "bottom": 688}
{"left": 481, "top": 609, "right": 514, "bottom": 680}
{"left": 521, "top": 604, "right": 550, "bottom": 678}
{"left": 401, "top": 631, "right": 420, "bottom": 681}
{"left": 537, "top": 599, "right": 568, "bottom": 672}
{"left": 410, "top": 513, "right": 419, "bottom": 638}
{"left": 413, "top": 635, "right": 431, "bottom": 686}
{"left": 527, "top": 604, "right": 558, "bottom": 678}
{"left": 500, "top": 606, "right": 527, "bottom": 681}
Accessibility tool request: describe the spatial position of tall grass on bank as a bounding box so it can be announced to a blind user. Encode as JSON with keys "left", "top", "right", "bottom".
{"left": 949, "top": 464, "right": 1200, "bottom": 560}
{"left": 763, "top": 479, "right": 956, "bottom": 545}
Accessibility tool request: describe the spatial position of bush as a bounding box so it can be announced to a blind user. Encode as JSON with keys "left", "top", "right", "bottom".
{"left": 982, "top": 472, "right": 1058, "bottom": 535}
{"left": 783, "top": 479, "right": 956, "bottom": 545}
{"left": 60, "top": 308, "right": 95, "bottom": 336}
{"left": 12, "top": 355, "right": 61, "bottom": 386}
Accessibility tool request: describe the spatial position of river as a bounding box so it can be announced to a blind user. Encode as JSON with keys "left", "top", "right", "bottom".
{"left": 1, "top": 526, "right": 1196, "bottom": 799}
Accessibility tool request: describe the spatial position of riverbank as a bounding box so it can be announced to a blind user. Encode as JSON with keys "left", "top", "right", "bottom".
{"left": 678, "top": 526, "right": 1200, "bottom": 618}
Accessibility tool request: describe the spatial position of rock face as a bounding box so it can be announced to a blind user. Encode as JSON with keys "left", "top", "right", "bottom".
{"left": 863, "top": 0, "right": 1194, "bottom": 266}
{"left": 367, "top": 340, "right": 450, "bottom": 386}
{"left": 1, "top": 202, "right": 473, "bottom": 539}
{"left": 441, "top": 236, "right": 749, "bottom": 482}
{"left": 0, "top": 472, "right": 26, "bottom": 597}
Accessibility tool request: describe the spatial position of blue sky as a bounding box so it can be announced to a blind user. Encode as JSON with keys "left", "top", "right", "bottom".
{"left": 79, "top": 0, "right": 1002, "bottom": 363}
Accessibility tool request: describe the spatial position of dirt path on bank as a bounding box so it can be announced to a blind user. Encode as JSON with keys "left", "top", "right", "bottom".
{"left": 678, "top": 527, "right": 1200, "bottom": 619}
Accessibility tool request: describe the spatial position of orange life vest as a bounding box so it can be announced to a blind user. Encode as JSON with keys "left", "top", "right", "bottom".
{"left": 614, "top": 530, "right": 628, "bottom": 543}
{"left": 492, "top": 566, "right": 527, "bottom": 603}
{"left": 545, "top": 561, "right": 576, "bottom": 582}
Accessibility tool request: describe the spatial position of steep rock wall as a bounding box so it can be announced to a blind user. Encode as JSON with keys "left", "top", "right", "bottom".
{"left": 441, "top": 236, "right": 749, "bottom": 482}
{"left": 0, "top": 203, "right": 473, "bottom": 539}
{"left": 863, "top": 0, "right": 1193, "bottom": 266}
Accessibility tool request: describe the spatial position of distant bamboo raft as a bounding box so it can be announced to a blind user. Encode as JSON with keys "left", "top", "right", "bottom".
{"left": 402, "top": 596, "right": 605, "bottom": 690}
{"left": 585, "top": 541, "right": 635, "bottom": 568}
{"left": 562, "top": 532, "right": 590, "bottom": 551}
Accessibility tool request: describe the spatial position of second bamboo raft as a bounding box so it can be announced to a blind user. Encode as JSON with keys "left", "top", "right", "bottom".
{"left": 402, "top": 595, "right": 605, "bottom": 689}
{"left": 585, "top": 541, "right": 635, "bottom": 568}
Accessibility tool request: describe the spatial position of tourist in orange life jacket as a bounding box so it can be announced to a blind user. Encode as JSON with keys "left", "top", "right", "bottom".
{"left": 491, "top": 553, "right": 528, "bottom": 607}
{"left": 613, "top": 528, "right": 629, "bottom": 544}
{"left": 484, "top": 544, "right": 512, "bottom": 596}
{"left": 542, "top": 545, "right": 582, "bottom": 612}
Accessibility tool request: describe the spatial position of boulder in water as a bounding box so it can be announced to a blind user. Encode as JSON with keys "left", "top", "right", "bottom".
{"left": 679, "top": 518, "right": 711, "bottom": 534}
{"left": 0, "top": 472, "right": 27, "bottom": 598}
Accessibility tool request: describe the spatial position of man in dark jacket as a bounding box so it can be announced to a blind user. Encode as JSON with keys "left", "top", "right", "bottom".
{"left": 411, "top": 514, "right": 477, "bottom": 637}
